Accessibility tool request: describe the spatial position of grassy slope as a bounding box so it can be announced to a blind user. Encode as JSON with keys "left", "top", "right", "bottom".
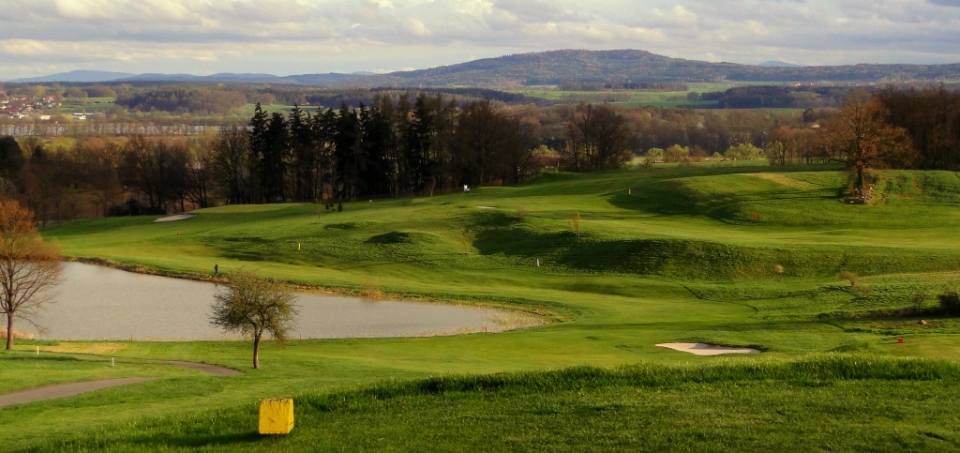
{"left": 29, "top": 357, "right": 960, "bottom": 452}
{"left": 3, "top": 164, "right": 960, "bottom": 450}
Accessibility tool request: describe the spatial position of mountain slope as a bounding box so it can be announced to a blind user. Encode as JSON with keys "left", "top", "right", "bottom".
{"left": 341, "top": 49, "right": 960, "bottom": 87}
{"left": 9, "top": 70, "right": 136, "bottom": 83}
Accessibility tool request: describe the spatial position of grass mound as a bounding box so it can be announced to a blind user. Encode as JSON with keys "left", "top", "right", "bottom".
{"left": 365, "top": 231, "right": 442, "bottom": 245}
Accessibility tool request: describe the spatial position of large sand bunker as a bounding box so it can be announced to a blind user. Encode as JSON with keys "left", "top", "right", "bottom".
{"left": 656, "top": 343, "right": 760, "bottom": 356}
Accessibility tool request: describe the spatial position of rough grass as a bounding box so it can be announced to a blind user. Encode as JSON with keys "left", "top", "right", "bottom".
{"left": 28, "top": 356, "right": 960, "bottom": 452}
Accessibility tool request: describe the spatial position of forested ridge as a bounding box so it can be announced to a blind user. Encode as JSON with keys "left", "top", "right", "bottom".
{"left": 335, "top": 49, "right": 960, "bottom": 87}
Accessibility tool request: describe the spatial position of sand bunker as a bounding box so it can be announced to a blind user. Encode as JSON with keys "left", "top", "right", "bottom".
{"left": 154, "top": 214, "right": 196, "bottom": 223}
{"left": 656, "top": 343, "right": 760, "bottom": 356}
{"left": 476, "top": 206, "right": 496, "bottom": 210}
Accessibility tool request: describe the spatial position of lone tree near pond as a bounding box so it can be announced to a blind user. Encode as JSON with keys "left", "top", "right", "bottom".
{"left": 210, "top": 269, "right": 297, "bottom": 369}
{"left": 0, "top": 200, "right": 62, "bottom": 350}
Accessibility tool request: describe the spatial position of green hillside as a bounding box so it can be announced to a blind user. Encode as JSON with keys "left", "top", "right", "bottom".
{"left": 4, "top": 163, "right": 960, "bottom": 451}
{"left": 344, "top": 49, "right": 960, "bottom": 87}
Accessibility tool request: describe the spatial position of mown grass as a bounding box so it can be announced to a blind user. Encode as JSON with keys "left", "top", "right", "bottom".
{"left": 0, "top": 350, "right": 199, "bottom": 394}
{"left": 28, "top": 356, "right": 960, "bottom": 452}
{"left": 4, "top": 163, "right": 959, "bottom": 451}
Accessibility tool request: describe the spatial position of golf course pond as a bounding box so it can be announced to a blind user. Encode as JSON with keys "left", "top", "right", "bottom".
{"left": 26, "top": 262, "right": 536, "bottom": 341}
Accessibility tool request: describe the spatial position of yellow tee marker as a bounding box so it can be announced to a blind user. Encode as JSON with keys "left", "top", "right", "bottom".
{"left": 259, "top": 399, "right": 294, "bottom": 435}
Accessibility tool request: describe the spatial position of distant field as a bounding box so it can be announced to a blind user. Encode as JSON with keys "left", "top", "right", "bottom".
{"left": 4, "top": 164, "right": 960, "bottom": 450}
{"left": 514, "top": 82, "right": 740, "bottom": 107}
{"left": 57, "top": 97, "right": 116, "bottom": 113}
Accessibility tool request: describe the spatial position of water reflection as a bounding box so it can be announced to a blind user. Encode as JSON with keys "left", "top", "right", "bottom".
{"left": 28, "top": 262, "right": 507, "bottom": 341}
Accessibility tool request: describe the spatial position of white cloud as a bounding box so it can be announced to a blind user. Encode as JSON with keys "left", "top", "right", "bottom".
{"left": 0, "top": 0, "right": 959, "bottom": 79}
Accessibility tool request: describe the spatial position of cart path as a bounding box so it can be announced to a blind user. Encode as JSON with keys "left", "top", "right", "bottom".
{"left": 0, "top": 378, "right": 156, "bottom": 408}
{"left": 0, "top": 360, "right": 241, "bottom": 408}
{"left": 164, "top": 360, "right": 242, "bottom": 376}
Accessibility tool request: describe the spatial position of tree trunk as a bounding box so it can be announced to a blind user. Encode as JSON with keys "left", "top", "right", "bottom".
{"left": 252, "top": 332, "right": 261, "bottom": 369}
{"left": 6, "top": 312, "right": 14, "bottom": 350}
{"left": 857, "top": 165, "right": 865, "bottom": 192}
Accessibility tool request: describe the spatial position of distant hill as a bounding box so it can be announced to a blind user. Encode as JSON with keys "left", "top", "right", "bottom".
{"left": 118, "top": 72, "right": 365, "bottom": 84}
{"left": 9, "top": 70, "right": 136, "bottom": 83}
{"left": 338, "top": 49, "right": 960, "bottom": 87}
{"left": 8, "top": 71, "right": 366, "bottom": 86}
{"left": 281, "top": 73, "right": 365, "bottom": 85}
{"left": 759, "top": 61, "right": 804, "bottom": 68}
{"left": 8, "top": 50, "right": 960, "bottom": 88}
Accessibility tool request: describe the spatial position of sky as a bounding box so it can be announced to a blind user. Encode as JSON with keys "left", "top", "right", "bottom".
{"left": 1, "top": 0, "right": 959, "bottom": 80}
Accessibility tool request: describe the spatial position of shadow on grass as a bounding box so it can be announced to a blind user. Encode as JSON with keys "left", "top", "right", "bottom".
{"left": 1, "top": 355, "right": 81, "bottom": 363}
{"left": 472, "top": 225, "right": 778, "bottom": 279}
{"left": 606, "top": 179, "right": 840, "bottom": 222}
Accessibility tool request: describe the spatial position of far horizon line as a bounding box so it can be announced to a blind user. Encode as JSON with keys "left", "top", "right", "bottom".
{"left": 5, "top": 47, "right": 960, "bottom": 83}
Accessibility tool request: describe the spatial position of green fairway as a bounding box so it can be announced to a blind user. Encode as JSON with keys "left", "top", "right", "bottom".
{"left": 4, "top": 163, "right": 960, "bottom": 450}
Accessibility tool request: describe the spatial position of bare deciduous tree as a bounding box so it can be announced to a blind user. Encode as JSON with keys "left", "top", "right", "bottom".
{"left": 210, "top": 269, "right": 297, "bottom": 369}
{"left": 824, "top": 94, "right": 916, "bottom": 194}
{"left": 0, "top": 200, "right": 62, "bottom": 350}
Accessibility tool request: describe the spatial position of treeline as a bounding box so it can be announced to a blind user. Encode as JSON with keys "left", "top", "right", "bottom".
{"left": 877, "top": 86, "right": 960, "bottom": 171}
{"left": 683, "top": 87, "right": 960, "bottom": 173}
{"left": 0, "top": 135, "right": 213, "bottom": 224}
{"left": 0, "top": 94, "right": 554, "bottom": 220}
{"left": 228, "top": 95, "right": 541, "bottom": 204}
{"left": 1, "top": 87, "right": 956, "bottom": 221}
{"left": 715, "top": 86, "right": 855, "bottom": 109}
{"left": 62, "top": 85, "right": 118, "bottom": 98}
{"left": 115, "top": 87, "right": 249, "bottom": 114}
{"left": 301, "top": 88, "right": 531, "bottom": 109}
{"left": 557, "top": 81, "right": 689, "bottom": 92}
{"left": 0, "top": 95, "right": 803, "bottom": 220}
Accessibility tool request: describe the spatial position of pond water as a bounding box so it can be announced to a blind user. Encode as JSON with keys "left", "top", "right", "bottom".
{"left": 25, "top": 262, "right": 523, "bottom": 341}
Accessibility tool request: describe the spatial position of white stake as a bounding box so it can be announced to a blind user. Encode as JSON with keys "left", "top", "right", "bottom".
{"left": 36, "top": 346, "right": 39, "bottom": 355}
{"left": 112, "top": 358, "right": 115, "bottom": 367}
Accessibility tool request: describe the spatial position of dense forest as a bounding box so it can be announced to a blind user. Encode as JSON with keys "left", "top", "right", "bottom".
{"left": 115, "top": 87, "right": 249, "bottom": 114}
{"left": 714, "top": 86, "right": 855, "bottom": 109}
{"left": 0, "top": 87, "right": 957, "bottom": 222}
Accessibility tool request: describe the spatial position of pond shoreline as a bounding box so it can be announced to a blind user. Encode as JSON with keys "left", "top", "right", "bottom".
{"left": 65, "top": 255, "right": 559, "bottom": 322}
{"left": 43, "top": 257, "right": 550, "bottom": 341}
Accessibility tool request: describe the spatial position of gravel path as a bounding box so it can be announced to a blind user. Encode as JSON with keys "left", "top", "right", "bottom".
{"left": 0, "top": 378, "right": 156, "bottom": 408}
